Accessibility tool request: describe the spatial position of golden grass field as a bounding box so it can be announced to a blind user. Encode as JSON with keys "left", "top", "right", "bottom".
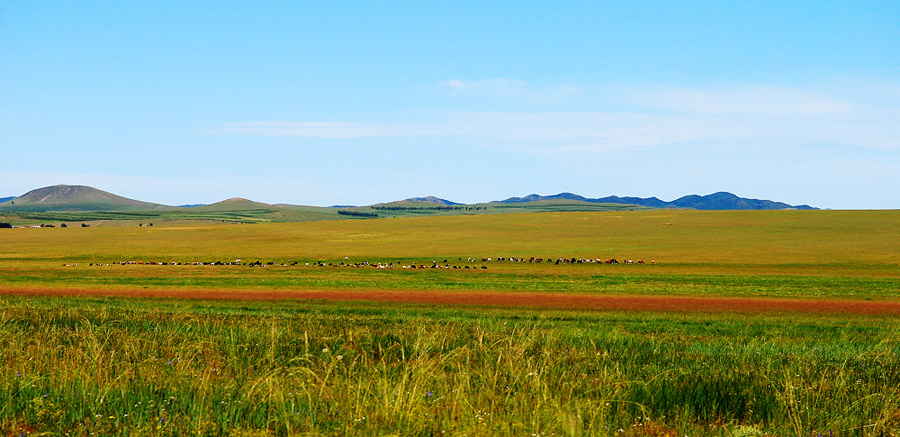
{"left": 3, "top": 209, "right": 900, "bottom": 294}
{"left": 3, "top": 209, "right": 900, "bottom": 263}
{"left": 2, "top": 210, "right": 900, "bottom": 435}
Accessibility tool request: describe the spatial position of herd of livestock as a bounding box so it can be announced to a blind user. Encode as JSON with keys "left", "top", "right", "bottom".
{"left": 67, "top": 256, "right": 656, "bottom": 269}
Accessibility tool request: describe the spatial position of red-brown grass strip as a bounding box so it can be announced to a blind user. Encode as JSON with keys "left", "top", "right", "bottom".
{"left": 4, "top": 286, "right": 900, "bottom": 315}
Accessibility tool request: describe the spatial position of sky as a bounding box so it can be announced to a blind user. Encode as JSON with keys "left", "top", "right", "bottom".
{"left": 2, "top": 1, "right": 899, "bottom": 209}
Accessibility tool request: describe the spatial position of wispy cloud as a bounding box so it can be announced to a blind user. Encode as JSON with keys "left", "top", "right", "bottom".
{"left": 627, "top": 84, "right": 854, "bottom": 116}
{"left": 213, "top": 121, "right": 403, "bottom": 139}
{"left": 439, "top": 78, "right": 530, "bottom": 97}
{"left": 213, "top": 82, "right": 900, "bottom": 153}
{"left": 438, "top": 78, "right": 580, "bottom": 103}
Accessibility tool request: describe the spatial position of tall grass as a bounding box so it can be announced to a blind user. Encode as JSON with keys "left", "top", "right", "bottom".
{"left": 2, "top": 296, "right": 899, "bottom": 435}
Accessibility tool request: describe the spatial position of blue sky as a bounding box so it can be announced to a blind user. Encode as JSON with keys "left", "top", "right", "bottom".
{"left": 2, "top": 1, "right": 898, "bottom": 208}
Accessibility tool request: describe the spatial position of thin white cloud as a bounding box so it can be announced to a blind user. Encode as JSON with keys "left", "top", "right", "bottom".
{"left": 213, "top": 82, "right": 900, "bottom": 153}
{"left": 438, "top": 78, "right": 580, "bottom": 103}
{"left": 439, "top": 78, "right": 530, "bottom": 97}
{"left": 627, "top": 84, "right": 854, "bottom": 116}
{"left": 213, "top": 121, "right": 403, "bottom": 139}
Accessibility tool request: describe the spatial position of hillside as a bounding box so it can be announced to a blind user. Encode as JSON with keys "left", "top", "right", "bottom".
{"left": 498, "top": 192, "right": 815, "bottom": 210}
{"left": 0, "top": 185, "right": 167, "bottom": 212}
{"left": 404, "top": 196, "right": 462, "bottom": 205}
{"left": 0, "top": 196, "right": 15, "bottom": 204}
{"left": 0, "top": 184, "right": 820, "bottom": 226}
{"left": 188, "top": 197, "right": 275, "bottom": 212}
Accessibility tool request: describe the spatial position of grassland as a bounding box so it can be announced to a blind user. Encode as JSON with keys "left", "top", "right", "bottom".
{"left": 2, "top": 296, "right": 900, "bottom": 436}
{"left": 2, "top": 209, "right": 900, "bottom": 434}
{"left": 0, "top": 199, "right": 648, "bottom": 226}
{"left": 2, "top": 210, "right": 899, "bottom": 298}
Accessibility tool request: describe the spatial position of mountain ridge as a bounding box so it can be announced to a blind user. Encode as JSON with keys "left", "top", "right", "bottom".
{"left": 0, "top": 184, "right": 817, "bottom": 212}
{"left": 497, "top": 192, "right": 815, "bottom": 210}
{"left": 403, "top": 196, "right": 462, "bottom": 206}
{"left": 0, "top": 185, "right": 167, "bottom": 212}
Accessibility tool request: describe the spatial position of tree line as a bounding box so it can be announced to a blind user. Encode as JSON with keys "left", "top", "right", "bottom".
{"left": 337, "top": 210, "right": 378, "bottom": 218}
{"left": 372, "top": 206, "right": 487, "bottom": 212}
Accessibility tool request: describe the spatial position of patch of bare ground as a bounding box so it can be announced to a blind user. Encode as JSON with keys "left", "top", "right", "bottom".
{"left": 3, "top": 287, "right": 900, "bottom": 315}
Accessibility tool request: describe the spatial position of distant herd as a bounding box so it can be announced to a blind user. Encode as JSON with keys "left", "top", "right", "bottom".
{"left": 65, "top": 256, "right": 656, "bottom": 269}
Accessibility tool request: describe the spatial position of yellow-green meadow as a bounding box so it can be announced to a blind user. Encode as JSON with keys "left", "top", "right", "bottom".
{"left": 2, "top": 210, "right": 900, "bottom": 435}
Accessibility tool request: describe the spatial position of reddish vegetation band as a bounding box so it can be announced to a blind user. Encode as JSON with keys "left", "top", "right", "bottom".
{"left": 3, "top": 287, "right": 900, "bottom": 315}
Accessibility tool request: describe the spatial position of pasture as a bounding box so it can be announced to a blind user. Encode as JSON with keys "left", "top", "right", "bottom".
{"left": 2, "top": 209, "right": 900, "bottom": 435}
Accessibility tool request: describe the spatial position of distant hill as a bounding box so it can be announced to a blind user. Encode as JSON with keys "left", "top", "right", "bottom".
{"left": 667, "top": 192, "right": 816, "bottom": 210}
{"left": 0, "top": 184, "right": 817, "bottom": 220}
{"left": 404, "top": 196, "right": 462, "bottom": 206}
{"left": 189, "top": 197, "right": 274, "bottom": 212}
{"left": 498, "top": 192, "right": 815, "bottom": 210}
{"left": 0, "top": 196, "right": 15, "bottom": 204}
{"left": 0, "top": 185, "right": 167, "bottom": 212}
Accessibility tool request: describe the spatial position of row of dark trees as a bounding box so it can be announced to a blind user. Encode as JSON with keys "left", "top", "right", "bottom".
{"left": 0, "top": 223, "right": 89, "bottom": 228}
{"left": 337, "top": 210, "right": 379, "bottom": 218}
{"left": 372, "top": 206, "right": 487, "bottom": 212}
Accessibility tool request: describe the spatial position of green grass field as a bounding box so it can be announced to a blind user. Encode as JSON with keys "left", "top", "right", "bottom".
{"left": 2, "top": 210, "right": 900, "bottom": 435}
{"left": 2, "top": 297, "right": 899, "bottom": 436}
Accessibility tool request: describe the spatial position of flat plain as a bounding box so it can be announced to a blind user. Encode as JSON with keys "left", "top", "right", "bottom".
{"left": 2, "top": 209, "right": 900, "bottom": 435}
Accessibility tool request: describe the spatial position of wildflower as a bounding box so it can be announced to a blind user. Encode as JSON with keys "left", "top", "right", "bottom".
{"left": 322, "top": 348, "right": 330, "bottom": 353}
{"left": 426, "top": 391, "right": 433, "bottom": 397}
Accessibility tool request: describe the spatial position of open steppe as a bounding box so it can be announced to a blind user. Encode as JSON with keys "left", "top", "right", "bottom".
{"left": 2, "top": 209, "right": 900, "bottom": 435}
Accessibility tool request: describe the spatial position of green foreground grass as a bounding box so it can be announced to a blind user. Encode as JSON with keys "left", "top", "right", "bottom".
{"left": 2, "top": 296, "right": 899, "bottom": 436}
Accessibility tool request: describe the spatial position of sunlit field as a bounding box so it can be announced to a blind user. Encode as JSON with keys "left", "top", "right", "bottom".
{"left": 2, "top": 210, "right": 900, "bottom": 435}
